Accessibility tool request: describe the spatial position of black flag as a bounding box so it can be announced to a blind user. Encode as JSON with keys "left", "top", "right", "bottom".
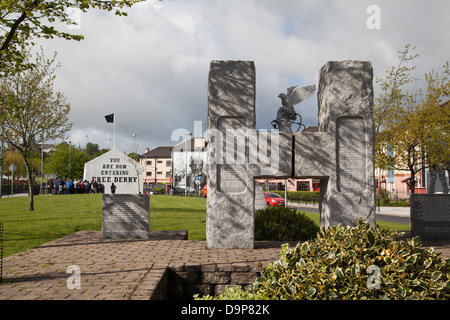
{"left": 105, "top": 113, "right": 114, "bottom": 123}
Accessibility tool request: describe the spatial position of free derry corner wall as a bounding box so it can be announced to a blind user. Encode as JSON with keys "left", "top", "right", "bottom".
{"left": 83, "top": 148, "right": 144, "bottom": 194}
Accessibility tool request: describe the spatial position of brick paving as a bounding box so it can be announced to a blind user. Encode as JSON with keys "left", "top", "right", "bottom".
{"left": 0, "top": 230, "right": 448, "bottom": 300}
{"left": 0, "top": 231, "right": 293, "bottom": 300}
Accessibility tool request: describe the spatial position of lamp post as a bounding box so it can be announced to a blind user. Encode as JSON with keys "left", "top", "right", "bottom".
{"left": 185, "top": 133, "right": 192, "bottom": 197}
{"left": 132, "top": 133, "right": 137, "bottom": 160}
{"left": 40, "top": 136, "right": 44, "bottom": 195}
{"left": 9, "top": 164, "right": 17, "bottom": 196}
{"left": 0, "top": 137, "right": 3, "bottom": 198}
{"left": 68, "top": 141, "right": 71, "bottom": 180}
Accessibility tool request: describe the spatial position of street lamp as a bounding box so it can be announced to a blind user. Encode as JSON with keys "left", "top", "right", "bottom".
{"left": 69, "top": 141, "right": 71, "bottom": 180}
{"left": 185, "top": 133, "right": 192, "bottom": 197}
{"left": 132, "top": 133, "right": 137, "bottom": 160}
{"left": 40, "top": 135, "right": 45, "bottom": 195}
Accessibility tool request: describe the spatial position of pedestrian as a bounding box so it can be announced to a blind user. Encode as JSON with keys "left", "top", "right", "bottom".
{"left": 110, "top": 183, "right": 117, "bottom": 194}
{"left": 92, "top": 178, "right": 98, "bottom": 193}
{"left": 67, "top": 179, "right": 74, "bottom": 194}
{"left": 83, "top": 180, "right": 90, "bottom": 194}
{"left": 54, "top": 176, "right": 62, "bottom": 195}
{"left": 47, "top": 178, "right": 54, "bottom": 195}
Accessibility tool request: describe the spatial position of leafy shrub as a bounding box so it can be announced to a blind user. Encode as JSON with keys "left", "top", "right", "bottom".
{"left": 255, "top": 206, "right": 319, "bottom": 242}
{"left": 204, "top": 220, "right": 450, "bottom": 300}
{"left": 195, "top": 285, "right": 258, "bottom": 300}
{"left": 377, "top": 189, "right": 391, "bottom": 204}
{"left": 154, "top": 187, "right": 165, "bottom": 194}
{"left": 272, "top": 191, "right": 320, "bottom": 203}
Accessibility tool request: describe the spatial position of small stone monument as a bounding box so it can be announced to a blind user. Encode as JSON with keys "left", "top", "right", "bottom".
{"left": 102, "top": 194, "right": 150, "bottom": 239}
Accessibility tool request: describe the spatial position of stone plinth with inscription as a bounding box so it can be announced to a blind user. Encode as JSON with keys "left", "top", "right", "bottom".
{"left": 102, "top": 194, "right": 150, "bottom": 239}
{"left": 411, "top": 194, "right": 450, "bottom": 241}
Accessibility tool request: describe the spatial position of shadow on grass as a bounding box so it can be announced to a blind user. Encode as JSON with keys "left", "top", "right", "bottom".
{"left": 153, "top": 207, "right": 206, "bottom": 215}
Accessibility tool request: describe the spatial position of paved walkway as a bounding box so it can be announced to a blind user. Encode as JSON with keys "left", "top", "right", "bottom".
{"left": 0, "top": 231, "right": 292, "bottom": 300}
{"left": 1, "top": 230, "right": 448, "bottom": 300}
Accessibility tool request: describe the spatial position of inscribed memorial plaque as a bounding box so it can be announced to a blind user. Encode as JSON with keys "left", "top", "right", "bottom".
{"left": 336, "top": 117, "right": 366, "bottom": 192}
{"left": 411, "top": 194, "right": 450, "bottom": 241}
{"left": 102, "top": 194, "right": 150, "bottom": 239}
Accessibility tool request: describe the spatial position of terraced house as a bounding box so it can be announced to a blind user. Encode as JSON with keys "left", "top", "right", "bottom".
{"left": 140, "top": 146, "right": 173, "bottom": 187}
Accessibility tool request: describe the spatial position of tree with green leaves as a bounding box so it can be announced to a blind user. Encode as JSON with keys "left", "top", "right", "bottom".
{"left": 0, "top": 48, "right": 72, "bottom": 210}
{"left": 1, "top": 0, "right": 138, "bottom": 74}
{"left": 45, "top": 142, "right": 87, "bottom": 179}
{"left": 375, "top": 44, "right": 450, "bottom": 194}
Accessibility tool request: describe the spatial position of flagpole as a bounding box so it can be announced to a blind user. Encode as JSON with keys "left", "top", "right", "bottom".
{"left": 113, "top": 112, "right": 116, "bottom": 150}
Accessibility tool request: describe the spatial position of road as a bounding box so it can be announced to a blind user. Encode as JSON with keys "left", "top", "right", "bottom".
{"left": 288, "top": 203, "right": 410, "bottom": 225}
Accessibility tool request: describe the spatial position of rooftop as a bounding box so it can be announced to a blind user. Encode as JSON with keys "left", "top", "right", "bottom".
{"left": 140, "top": 146, "right": 173, "bottom": 159}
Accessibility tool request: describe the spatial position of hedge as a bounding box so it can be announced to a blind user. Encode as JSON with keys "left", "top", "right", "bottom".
{"left": 270, "top": 191, "right": 320, "bottom": 203}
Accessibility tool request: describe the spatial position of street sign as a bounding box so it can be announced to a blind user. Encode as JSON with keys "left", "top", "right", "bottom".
{"left": 9, "top": 164, "right": 17, "bottom": 172}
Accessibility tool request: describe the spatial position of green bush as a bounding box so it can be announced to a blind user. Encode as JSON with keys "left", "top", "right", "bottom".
{"left": 154, "top": 187, "right": 165, "bottom": 194}
{"left": 377, "top": 189, "right": 391, "bottom": 204}
{"left": 204, "top": 220, "right": 450, "bottom": 300}
{"left": 195, "top": 285, "right": 259, "bottom": 300}
{"left": 272, "top": 191, "right": 320, "bottom": 203}
{"left": 255, "top": 206, "right": 319, "bottom": 242}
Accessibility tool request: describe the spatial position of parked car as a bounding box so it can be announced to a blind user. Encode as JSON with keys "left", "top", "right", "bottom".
{"left": 143, "top": 187, "right": 157, "bottom": 195}
{"left": 264, "top": 192, "right": 285, "bottom": 207}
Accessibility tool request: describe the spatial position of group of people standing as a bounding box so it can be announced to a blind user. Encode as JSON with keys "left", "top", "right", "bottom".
{"left": 46, "top": 177, "right": 106, "bottom": 195}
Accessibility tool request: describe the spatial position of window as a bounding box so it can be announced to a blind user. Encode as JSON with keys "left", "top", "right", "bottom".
{"left": 146, "top": 161, "right": 152, "bottom": 166}
{"left": 166, "top": 172, "right": 171, "bottom": 178}
{"left": 157, "top": 171, "right": 163, "bottom": 175}
{"left": 157, "top": 160, "right": 163, "bottom": 164}
{"left": 146, "top": 172, "right": 152, "bottom": 177}
{"left": 166, "top": 161, "right": 172, "bottom": 167}
{"left": 297, "top": 181, "right": 310, "bottom": 191}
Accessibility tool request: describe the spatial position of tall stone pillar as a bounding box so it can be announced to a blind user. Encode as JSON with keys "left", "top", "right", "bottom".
{"left": 318, "top": 60, "right": 376, "bottom": 228}
{"left": 206, "top": 61, "right": 256, "bottom": 249}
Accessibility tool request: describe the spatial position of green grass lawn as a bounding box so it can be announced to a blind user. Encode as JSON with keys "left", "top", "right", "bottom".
{"left": 0, "top": 194, "right": 208, "bottom": 257}
{"left": 301, "top": 211, "right": 410, "bottom": 233}
{"left": 0, "top": 194, "right": 409, "bottom": 258}
{"left": 0, "top": 194, "right": 103, "bottom": 257}
{"left": 150, "top": 195, "right": 206, "bottom": 241}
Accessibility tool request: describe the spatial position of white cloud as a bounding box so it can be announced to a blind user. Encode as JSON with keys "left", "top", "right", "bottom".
{"left": 33, "top": 0, "right": 450, "bottom": 154}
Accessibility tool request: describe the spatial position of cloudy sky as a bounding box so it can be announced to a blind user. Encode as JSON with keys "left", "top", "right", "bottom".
{"left": 36, "top": 0, "right": 450, "bottom": 154}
